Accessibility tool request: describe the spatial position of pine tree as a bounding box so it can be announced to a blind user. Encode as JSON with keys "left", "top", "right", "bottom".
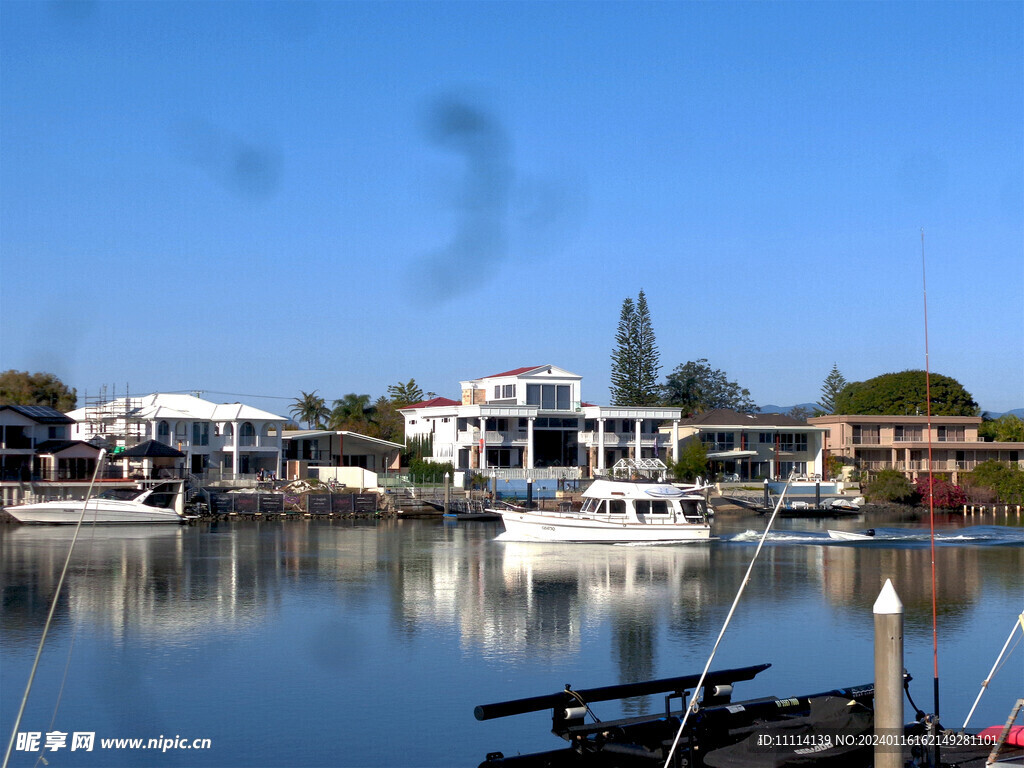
{"left": 609, "top": 297, "right": 636, "bottom": 405}
{"left": 610, "top": 291, "right": 662, "bottom": 406}
{"left": 817, "top": 364, "right": 847, "bottom": 414}
{"left": 633, "top": 290, "right": 661, "bottom": 405}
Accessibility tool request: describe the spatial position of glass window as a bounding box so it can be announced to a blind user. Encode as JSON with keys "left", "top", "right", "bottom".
{"left": 556, "top": 385, "right": 570, "bottom": 410}
{"left": 636, "top": 500, "right": 650, "bottom": 516}
{"left": 651, "top": 500, "right": 670, "bottom": 514}
{"left": 609, "top": 499, "right": 626, "bottom": 515}
{"left": 541, "top": 385, "right": 555, "bottom": 409}
{"left": 526, "top": 384, "right": 540, "bottom": 405}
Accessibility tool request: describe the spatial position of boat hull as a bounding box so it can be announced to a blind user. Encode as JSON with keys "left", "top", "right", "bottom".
{"left": 497, "top": 509, "right": 710, "bottom": 543}
{"left": 4, "top": 501, "right": 184, "bottom": 525}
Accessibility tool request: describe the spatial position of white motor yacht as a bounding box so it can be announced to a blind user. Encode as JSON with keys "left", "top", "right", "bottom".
{"left": 4, "top": 481, "right": 187, "bottom": 525}
{"left": 494, "top": 478, "right": 711, "bottom": 543}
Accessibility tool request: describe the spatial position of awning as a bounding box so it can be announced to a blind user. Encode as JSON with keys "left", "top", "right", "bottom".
{"left": 705, "top": 450, "right": 758, "bottom": 459}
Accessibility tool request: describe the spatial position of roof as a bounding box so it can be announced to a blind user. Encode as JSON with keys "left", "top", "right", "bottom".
{"left": 680, "top": 408, "right": 816, "bottom": 428}
{"left": 66, "top": 393, "right": 286, "bottom": 423}
{"left": 123, "top": 439, "right": 186, "bottom": 458}
{"left": 33, "top": 440, "right": 101, "bottom": 454}
{"left": 281, "top": 430, "right": 403, "bottom": 451}
{"left": 478, "top": 366, "right": 543, "bottom": 379}
{"left": 400, "top": 397, "right": 461, "bottom": 410}
{"left": 0, "top": 404, "right": 75, "bottom": 424}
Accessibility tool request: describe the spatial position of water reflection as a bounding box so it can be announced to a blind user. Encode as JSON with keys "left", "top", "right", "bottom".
{"left": 3, "top": 521, "right": 1021, "bottom": 651}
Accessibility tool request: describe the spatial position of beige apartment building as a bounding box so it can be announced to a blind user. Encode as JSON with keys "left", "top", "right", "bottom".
{"left": 808, "top": 414, "right": 1024, "bottom": 481}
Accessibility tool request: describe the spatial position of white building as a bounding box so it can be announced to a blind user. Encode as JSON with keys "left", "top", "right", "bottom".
{"left": 400, "top": 365, "right": 684, "bottom": 478}
{"left": 68, "top": 393, "right": 287, "bottom": 478}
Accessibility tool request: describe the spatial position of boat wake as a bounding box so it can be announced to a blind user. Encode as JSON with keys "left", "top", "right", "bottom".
{"left": 726, "top": 526, "right": 1024, "bottom": 546}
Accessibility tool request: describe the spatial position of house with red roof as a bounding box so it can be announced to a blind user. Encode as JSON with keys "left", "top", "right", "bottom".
{"left": 400, "top": 366, "right": 686, "bottom": 479}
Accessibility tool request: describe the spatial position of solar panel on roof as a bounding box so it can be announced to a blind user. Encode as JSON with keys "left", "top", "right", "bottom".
{"left": 4, "top": 404, "right": 73, "bottom": 422}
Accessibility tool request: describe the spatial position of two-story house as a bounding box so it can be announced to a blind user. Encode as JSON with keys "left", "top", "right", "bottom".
{"left": 666, "top": 409, "right": 826, "bottom": 481}
{"left": 68, "top": 393, "right": 287, "bottom": 479}
{"left": 400, "top": 366, "right": 684, "bottom": 478}
{"left": 808, "top": 414, "right": 1024, "bottom": 481}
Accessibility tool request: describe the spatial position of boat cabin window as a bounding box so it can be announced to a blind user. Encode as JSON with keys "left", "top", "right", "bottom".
{"left": 608, "top": 499, "right": 625, "bottom": 515}
{"left": 581, "top": 498, "right": 597, "bottom": 513}
{"left": 636, "top": 500, "right": 671, "bottom": 515}
{"left": 95, "top": 488, "right": 145, "bottom": 501}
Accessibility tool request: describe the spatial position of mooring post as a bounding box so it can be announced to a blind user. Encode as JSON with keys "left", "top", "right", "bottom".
{"left": 526, "top": 477, "right": 533, "bottom": 509}
{"left": 763, "top": 478, "right": 770, "bottom": 509}
{"left": 443, "top": 472, "right": 450, "bottom": 516}
{"left": 874, "top": 579, "right": 904, "bottom": 768}
{"left": 815, "top": 481, "right": 821, "bottom": 509}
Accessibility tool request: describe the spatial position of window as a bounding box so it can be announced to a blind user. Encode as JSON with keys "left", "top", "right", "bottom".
{"left": 608, "top": 499, "right": 626, "bottom": 515}
{"left": 494, "top": 385, "right": 501, "bottom": 399}
{"left": 239, "top": 422, "right": 256, "bottom": 446}
{"left": 48, "top": 426, "right": 67, "bottom": 440}
{"left": 759, "top": 433, "right": 774, "bottom": 444}
{"left": 526, "top": 383, "right": 571, "bottom": 410}
{"left": 778, "top": 433, "right": 808, "bottom": 452}
{"left": 192, "top": 422, "right": 210, "bottom": 446}
{"left": 504, "top": 384, "right": 515, "bottom": 398}
{"left": 937, "top": 426, "right": 964, "bottom": 442}
{"left": 157, "top": 421, "right": 170, "bottom": 444}
{"left": 701, "top": 432, "right": 734, "bottom": 451}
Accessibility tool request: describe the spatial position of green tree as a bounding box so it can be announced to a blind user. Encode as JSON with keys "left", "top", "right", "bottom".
{"left": 661, "top": 359, "right": 756, "bottom": 415}
{"left": 967, "top": 460, "right": 1024, "bottom": 505}
{"left": 289, "top": 390, "right": 328, "bottom": 429}
{"left": 864, "top": 468, "right": 917, "bottom": 504}
{"left": 0, "top": 370, "right": 77, "bottom": 412}
{"left": 816, "top": 364, "right": 847, "bottom": 414}
{"left": 633, "top": 291, "right": 661, "bottom": 405}
{"left": 365, "top": 396, "right": 404, "bottom": 443}
{"left": 978, "top": 414, "right": 1024, "bottom": 442}
{"left": 609, "top": 296, "right": 637, "bottom": 405}
{"left": 669, "top": 439, "right": 707, "bottom": 482}
{"left": 386, "top": 379, "right": 425, "bottom": 407}
{"left": 329, "top": 393, "right": 372, "bottom": 431}
{"left": 609, "top": 291, "right": 661, "bottom": 406}
{"left": 832, "top": 370, "right": 978, "bottom": 416}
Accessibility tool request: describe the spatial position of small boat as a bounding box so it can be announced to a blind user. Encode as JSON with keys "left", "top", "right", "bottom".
{"left": 3, "top": 480, "right": 187, "bottom": 525}
{"left": 827, "top": 528, "right": 876, "bottom": 541}
{"left": 492, "top": 478, "right": 711, "bottom": 543}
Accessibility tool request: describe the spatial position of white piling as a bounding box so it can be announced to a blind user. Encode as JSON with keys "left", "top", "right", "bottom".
{"left": 874, "top": 579, "right": 904, "bottom": 768}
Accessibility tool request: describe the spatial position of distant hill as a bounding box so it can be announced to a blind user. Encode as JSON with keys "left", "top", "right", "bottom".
{"left": 758, "top": 403, "right": 818, "bottom": 415}
{"left": 987, "top": 408, "right": 1024, "bottom": 418}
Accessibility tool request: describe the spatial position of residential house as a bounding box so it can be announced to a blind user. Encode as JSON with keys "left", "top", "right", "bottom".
{"left": 400, "top": 365, "right": 684, "bottom": 478}
{"left": 1, "top": 404, "right": 102, "bottom": 481}
{"left": 281, "top": 430, "right": 403, "bottom": 479}
{"left": 68, "top": 393, "right": 287, "bottom": 479}
{"left": 666, "top": 409, "right": 827, "bottom": 480}
{"left": 808, "top": 414, "right": 1024, "bottom": 481}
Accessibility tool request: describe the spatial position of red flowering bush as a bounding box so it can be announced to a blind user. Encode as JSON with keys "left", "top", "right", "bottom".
{"left": 914, "top": 476, "right": 967, "bottom": 508}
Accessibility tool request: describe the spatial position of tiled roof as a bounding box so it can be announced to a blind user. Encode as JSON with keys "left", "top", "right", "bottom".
{"left": 32, "top": 439, "right": 100, "bottom": 454}
{"left": 680, "top": 408, "right": 812, "bottom": 428}
{"left": 401, "top": 397, "right": 461, "bottom": 410}
{"left": 478, "top": 366, "right": 542, "bottom": 379}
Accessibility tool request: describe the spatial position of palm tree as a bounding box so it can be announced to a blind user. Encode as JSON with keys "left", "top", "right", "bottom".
{"left": 289, "top": 390, "right": 328, "bottom": 429}
{"left": 329, "top": 393, "right": 372, "bottom": 431}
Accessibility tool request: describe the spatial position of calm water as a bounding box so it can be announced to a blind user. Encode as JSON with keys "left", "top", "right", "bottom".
{"left": 1, "top": 510, "right": 1022, "bottom": 767}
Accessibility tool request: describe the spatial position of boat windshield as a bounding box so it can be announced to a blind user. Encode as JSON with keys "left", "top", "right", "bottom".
{"left": 95, "top": 488, "right": 145, "bottom": 501}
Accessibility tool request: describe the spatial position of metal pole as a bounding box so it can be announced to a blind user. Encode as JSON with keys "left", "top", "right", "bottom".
{"left": 444, "top": 472, "right": 450, "bottom": 516}
{"left": 874, "top": 579, "right": 904, "bottom": 768}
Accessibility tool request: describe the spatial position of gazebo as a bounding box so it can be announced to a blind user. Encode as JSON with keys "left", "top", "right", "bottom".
{"left": 121, "top": 440, "right": 185, "bottom": 479}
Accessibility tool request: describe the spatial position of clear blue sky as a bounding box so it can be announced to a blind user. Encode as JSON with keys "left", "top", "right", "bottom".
{"left": 2, "top": 1, "right": 1021, "bottom": 414}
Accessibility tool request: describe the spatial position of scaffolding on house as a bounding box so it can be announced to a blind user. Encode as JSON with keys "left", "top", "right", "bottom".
{"left": 81, "top": 385, "right": 147, "bottom": 451}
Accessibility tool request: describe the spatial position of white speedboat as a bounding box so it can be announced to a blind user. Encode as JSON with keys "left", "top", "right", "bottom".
{"left": 4, "top": 481, "right": 187, "bottom": 525}
{"left": 827, "top": 528, "right": 875, "bottom": 541}
{"left": 493, "top": 478, "right": 711, "bottom": 543}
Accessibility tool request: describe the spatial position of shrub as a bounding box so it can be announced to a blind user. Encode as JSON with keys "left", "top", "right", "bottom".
{"left": 915, "top": 475, "right": 967, "bottom": 508}
{"left": 966, "top": 461, "right": 1024, "bottom": 505}
{"left": 864, "top": 469, "right": 917, "bottom": 504}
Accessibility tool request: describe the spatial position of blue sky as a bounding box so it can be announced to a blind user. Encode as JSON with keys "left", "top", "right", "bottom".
{"left": 2, "top": 1, "right": 1021, "bottom": 414}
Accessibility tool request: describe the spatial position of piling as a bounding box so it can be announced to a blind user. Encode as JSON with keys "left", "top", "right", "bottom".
{"left": 443, "top": 473, "right": 450, "bottom": 516}
{"left": 874, "top": 579, "right": 904, "bottom": 768}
